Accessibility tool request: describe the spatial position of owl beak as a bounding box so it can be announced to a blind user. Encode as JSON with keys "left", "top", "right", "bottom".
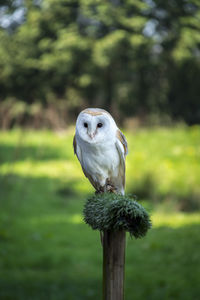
{"left": 88, "top": 133, "right": 95, "bottom": 139}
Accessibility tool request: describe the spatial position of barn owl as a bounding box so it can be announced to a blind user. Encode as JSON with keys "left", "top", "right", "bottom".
{"left": 73, "top": 108, "right": 128, "bottom": 195}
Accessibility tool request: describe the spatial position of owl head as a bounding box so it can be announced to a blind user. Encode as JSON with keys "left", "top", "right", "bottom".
{"left": 75, "top": 108, "right": 117, "bottom": 144}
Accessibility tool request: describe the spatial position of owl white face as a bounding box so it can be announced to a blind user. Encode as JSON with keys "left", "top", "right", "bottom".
{"left": 76, "top": 108, "right": 116, "bottom": 144}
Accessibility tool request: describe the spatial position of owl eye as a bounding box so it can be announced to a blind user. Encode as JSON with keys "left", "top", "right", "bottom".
{"left": 97, "top": 123, "right": 103, "bottom": 128}
{"left": 83, "top": 122, "right": 88, "bottom": 128}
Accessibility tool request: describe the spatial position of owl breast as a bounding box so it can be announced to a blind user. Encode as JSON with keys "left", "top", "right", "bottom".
{"left": 81, "top": 140, "right": 120, "bottom": 187}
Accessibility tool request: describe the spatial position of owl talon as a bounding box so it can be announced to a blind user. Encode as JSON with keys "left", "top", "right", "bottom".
{"left": 106, "top": 184, "right": 114, "bottom": 192}
{"left": 95, "top": 184, "right": 116, "bottom": 194}
{"left": 105, "top": 179, "right": 117, "bottom": 193}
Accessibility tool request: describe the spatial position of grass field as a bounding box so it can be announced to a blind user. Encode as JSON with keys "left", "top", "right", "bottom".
{"left": 0, "top": 127, "right": 200, "bottom": 300}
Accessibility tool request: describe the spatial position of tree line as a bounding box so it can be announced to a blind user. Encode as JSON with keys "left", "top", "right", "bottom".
{"left": 0, "top": 0, "right": 200, "bottom": 127}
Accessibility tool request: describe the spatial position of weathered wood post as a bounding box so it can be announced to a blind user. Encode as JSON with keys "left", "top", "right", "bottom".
{"left": 83, "top": 193, "right": 151, "bottom": 300}
{"left": 103, "top": 230, "right": 126, "bottom": 300}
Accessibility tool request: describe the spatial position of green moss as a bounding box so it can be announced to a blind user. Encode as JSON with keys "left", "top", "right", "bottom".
{"left": 83, "top": 193, "right": 152, "bottom": 238}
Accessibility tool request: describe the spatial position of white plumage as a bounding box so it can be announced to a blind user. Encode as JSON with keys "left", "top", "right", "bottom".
{"left": 73, "top": 108, "right": 128, "bottom": 195}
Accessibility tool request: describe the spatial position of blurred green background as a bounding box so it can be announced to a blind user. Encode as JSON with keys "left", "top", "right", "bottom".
{"left": 0, "top": 0, "right": 200, "bottom": 127}
{"left": 0, "top": 128, "right": 200, "bottom": 300}
{"left": 0, "top": 1, "right": 200, "bottom": 300}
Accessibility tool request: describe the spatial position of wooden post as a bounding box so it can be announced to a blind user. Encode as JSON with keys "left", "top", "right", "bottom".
{"left": 84, "top": 193, "right": 151, "bottom": 299}
{"left": 103, "top": 230, "right": 126, "bottom": 300}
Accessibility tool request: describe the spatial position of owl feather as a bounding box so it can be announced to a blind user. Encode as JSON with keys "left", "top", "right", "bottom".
{"left": 73, "top": 108, "right": 128, "bottom": 195}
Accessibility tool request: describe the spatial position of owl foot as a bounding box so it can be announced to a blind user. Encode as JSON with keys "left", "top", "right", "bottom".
{"left": 105, "top": 179, "right": 117, "bottom": 193}
{"left": 106, "top": 184, "right": 115, "bottom": 192}
{"left": 95, "top": 180, "right": 117, "bottom": 194}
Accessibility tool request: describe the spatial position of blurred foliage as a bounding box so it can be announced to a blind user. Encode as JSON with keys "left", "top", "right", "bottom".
{"left": 0, "top": 128, "right": 200, "bottom": 299}
{"left": 0, "top": 0, "right": 200, "bottom": 126}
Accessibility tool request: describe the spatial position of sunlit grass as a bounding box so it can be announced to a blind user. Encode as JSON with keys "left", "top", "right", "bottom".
{"left": 0, "top": 127, "right": 200, "bottom": 299}
{"left": 19, "top": 211, "right": 200, "bottom": 229}
{"left": 1, "top": 126, "right": 200, "bottom": 205}
{"left": 29, "top": 213, "right": 83, "bottom": 226}
{"left": 152, "top": 212, "right": 200, "bottom": 228}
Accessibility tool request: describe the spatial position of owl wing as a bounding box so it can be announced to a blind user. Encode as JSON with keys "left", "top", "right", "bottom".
{"left": 115, "top": 130, "right": 128, "bottom": 190}
{"left": 73, "top": 135, "right": 82, "bottom": 163}
{"left": 73, "top": 135, "right": 99, "bottom": 190}
{"left": 116, "top": 129, "right": 128, "bottom": 156}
